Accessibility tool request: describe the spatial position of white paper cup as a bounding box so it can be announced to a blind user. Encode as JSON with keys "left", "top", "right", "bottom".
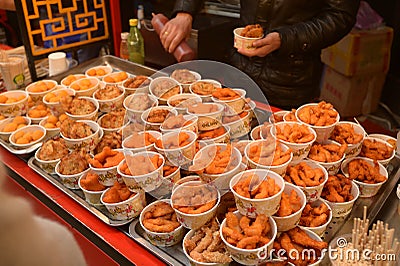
{"left": 299, "top": 199, "right": 333, "bottom": 236}
{"left": 321, "top": 181, "right": 359, "bottom": 217}
{"left": 48, "top": 52, "right": 68, "bottom": 76}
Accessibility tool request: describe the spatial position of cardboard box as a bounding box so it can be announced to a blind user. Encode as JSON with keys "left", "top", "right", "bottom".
{"left": 320, "top": 66, "right": 386, "bottom": 117}
{"left": 321, "top": 27, "right": 393, "bottom": 76}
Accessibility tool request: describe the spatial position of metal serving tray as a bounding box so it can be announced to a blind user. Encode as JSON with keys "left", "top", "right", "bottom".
{"left": 22, "top": 56, "right": 400, "bottom": 265}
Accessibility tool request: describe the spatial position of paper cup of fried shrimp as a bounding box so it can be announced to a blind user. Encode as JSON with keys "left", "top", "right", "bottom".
{"left": 170, "top": 69, "right": 202, "bottom": 93}
{"left": 245, "top": 139, "right": 293, "bottom": 177}
{"left": 171, "top": 181, "right": 220, "bottom": 229}
{"left": 189, "top": 79, "right": 222, "bottom": 102}
{"left": 320, "top": 174, "right": 359, "bottom": 217}
{"left": 359, "top": 137, "right": 395, "bottom": 167}
{"left": 187, "top": 102, "right": 224, "bottom": 131}
{"left": 272, "top": 183, "right": 307, "bottom": 231}
{"left": 190, "top": 143, "right": 242, "bottom": 193}
{"left": 211, "top": 88, "right": 246, "bottom": 116}
{"left": 295, "top": 101, "right": 340, "bottom": 143}
{"left": 329, "top": 121, "right": 366, "bottom": 158}
{"left": 123, "top": 92, "right": 158, "bottom": 123}
{"left": 233, "top": 26, "right": 264, "bottom": 50}
{"left": 122, "top": 130, "right": 161, "bottom": 154}
{"left": 307, "top": 140, "right": 346, "bottom": 175}
{"left": 140, "top": 199, "right": 185, "bottom": 247}
{"left": 78, "top": 170, "right": 107, "bottom": 206}
{"left": 88, "top": 148, "right": 125, "bottom": 186}
{"left": 117, "top": 159, "right": 142, "bottom": 193}
{"left": 284, "top": 160, "right": 328, "bottom": 202}
{"left": 368, "top": 133, "right": 397, "bottom": 151}
{"left": 141, "top": 106, "right": 178, "bottom": 131}
{"left": 167, "top": 93, "right": 202, "bottom": 114}
{"left": 220, "top": 211, "right": 277, "bottom": 265}
{"left": 270, "top": 121, "right": 316, "bottom": 164}
{"left": 298, "top": 199, "right": 333, "bottom": 236}
{"left": 120, "top": 151, "right": 164, "bottom": 192}
{"left": 182, "top": 218, "right": 232, "bottom": 266}
{"left": 100, "top": 182, "right": 146, "bottom": 220}
{"left": 154, "top": 131, "right": 197, "bottom": 167}
{"left": 69, "top": 77, "right": 101, "bottom": 97}
{"left": 230, "top": 169, "right": 285, "bottom": 218}
{"left": 160, "top": 114, "right": 199, "bottom": 134}
{"left": 341, "top": 157, "right": 388, "bottom": 198}
{"left": 149, "top": 76, "right": 183, "bottom": 105}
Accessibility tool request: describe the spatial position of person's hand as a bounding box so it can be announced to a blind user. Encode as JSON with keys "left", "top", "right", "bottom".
{"left": 159, "top": 12, "right": 193, "bottom": 53}
{"left": 238, "top": 32, "right": 281, "bottom": 57}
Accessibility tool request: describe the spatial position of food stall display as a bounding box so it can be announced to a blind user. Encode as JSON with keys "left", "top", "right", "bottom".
{"left": 1, "top": 56, "right": 399, "bottom": 265}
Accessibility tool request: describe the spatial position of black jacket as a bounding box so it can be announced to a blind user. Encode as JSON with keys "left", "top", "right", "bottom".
{"left": 173, "top": 0, "right": 360, "bottom": 108}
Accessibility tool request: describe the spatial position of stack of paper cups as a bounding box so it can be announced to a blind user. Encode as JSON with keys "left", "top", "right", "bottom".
{"left": 48, "top": 52, "right": 68, "bottom": 76}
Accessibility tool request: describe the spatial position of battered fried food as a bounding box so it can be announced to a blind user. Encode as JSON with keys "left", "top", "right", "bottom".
{"left": 102, "top": 181, "right": 135, "bottom": 204}
{"left": 297, "top": 101, "right": 338, "bottom": 126}
{"left": 299, "top": 202, "right": 330, "bottom": 227}
{"left": 123, "top": 76, "right": 150, "bottom": 88}
{"left": 222, "top": 212, "right": 271, "bottom": 249}
{"left": 94, "top": 131, "right": 122, "bottom": 154}
{"left": 80, "top": 171, "right": 106, "bottom": 191}
{"left": 331, "top": 123, "right": 363, "bottom": 145}
{"left": 284, "top": 109, "right": 297, "bottom": 122}
{"left": 94, "top": 84, "right": 122, "bottom": 100}
{"left": 124, "top": 132, "right": 157, "bottom": 148}
{"left": 37, "top": 137, "right": 68, "bottom": 161}
{"left": 284, "top": 162, "right": 326, "bottom": 187}
{"left": 163, "top": 165, "right": 178, "bottom": 177}
{"left": 191, "top": 81, "right": 218, "bottom": 96}
{"left": 360, "top": 139, "right": 394, "bottom": 160}
{"left": 169, "top": 97, "right": 200, "bottom": 108}
{"left": 275, "top": 227, "right": 327, "bottom": 265}
{"left": 162, "top": 114, "right": 194, "bottom": 129}
{"left": 240, "top": 24, "right": 263, "bottom": 38}
{"left": 146, "top": 108, "right": 172, "bottom": 123}
{"left": 124, "top": 154, "right": 163, "bottom": 176}
{"left": 184, "top": 219, "right": 232, "bottom": 264}
{"left": 233, "top": 172, "right": 281, "bottom": 199}
{"left": 198, "top": 126, "right": 226, "bottom": 140}
{"left": 58, "top": 149, "right": 90, "bottom": 175}
{"left": 60, "top": 95, "right": 96, "bottom": 115}
{"left": 126, "top": 93, "right": 156, "bottom": 111}
{"left": 142, "top": 201, "right": 180, "bottom": 233}
{"left": 190, "top": 145, "right": 239, "bottom": 175}
{"left": 171, "top": 69, "right": 197, "bottom": 84}
{"left": 155, "top": 132, "right": 191, "bottom": 149}
{"left": 99, "top": 109, "right": 126, "bottom": 129}
{"left": 347, "top": 159, "right": 387, "bottom": 184}
{"left": 187, "top": 103, "right": 220, "bottom": 114}
{"left": 60, "top": 118, "right": 94, "bottom": 139}
{"left": 276, "top": 190, "right": 302, "bottom": 217}
{"left": 212, "top": 88, "right": 241, "bottom": 100}
{"left": 308, "top": 142, "right": 346, "bottom": 163}
{"left": 172, "top": 183, "right": 218, "bottom": 214}
{"left": 270, "top": 112, "right": 285, "bottom": 123}
{"left": 89, "top": 147, "right": 125, "bottom": 168}
{"left": 275, "top": 123, "right": 315, "bottom": 143}
{"left": 321, "top": 174, "right": 354, "bottom": 203}
{"left": 247, "top": 139, "right": 291, "bottom": 166}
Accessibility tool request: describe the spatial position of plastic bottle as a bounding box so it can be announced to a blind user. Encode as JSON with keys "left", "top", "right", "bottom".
{"left": 128, "top": 19, "right": 145, "bottom": 65}
{"left": 151, "top": 13, "right": 196, "bottom": 62}
{"left": 120, "top": 32, "right": 129, "bottom": 60}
